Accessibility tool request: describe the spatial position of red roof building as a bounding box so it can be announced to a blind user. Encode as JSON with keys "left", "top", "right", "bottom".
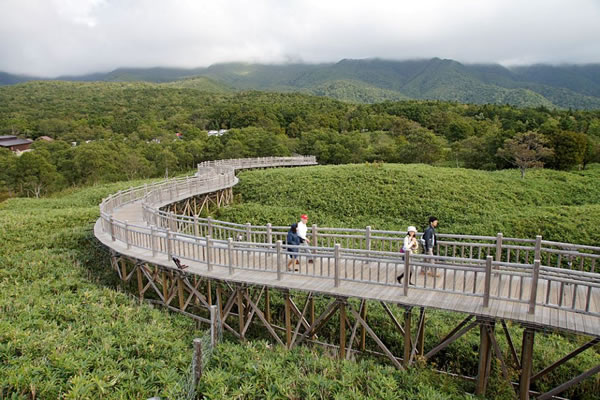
{"left": 0, "top": 135, "right": 33, "bottom": 152}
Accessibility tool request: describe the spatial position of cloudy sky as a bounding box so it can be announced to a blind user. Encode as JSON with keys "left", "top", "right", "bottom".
{"left": 1, "top": 0, "right": 599, "bottom": 77}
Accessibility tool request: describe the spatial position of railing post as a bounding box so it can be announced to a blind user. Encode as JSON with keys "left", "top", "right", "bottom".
{"left": 246, "top": 222, "right": 251, "bottom": 242}
{"left": 312, "top": 224, "right": 318, "bottom": 247}
{"left": 365, "top": 226, "right": 371, "bottom": 251}
{"left": 207, "top": 217, "right": 213, "bottom": 237}
{"left": 483, "top": 256, "right": 492, "bottom": 307}
{"left": 496, "top": 232, "right": 503, "bottom": 262}
{"left": 109, "top": 216, "right": 115, "bottom": 241}
{"left": 125, "top": 221, "right": 131, "bottom": 249}
{"left": 228, "top": 238, "right": 234, "bottom": 275}
{"left": 403, "top": 250, "right": 411, "bottom": 296}
{"left": 534, "top": 235, "right": 542, "bottom": 262}
{"left": 165, "top": 228, "right": 172, "bottom": 259}
{"left": 334, "top": 243, "right": 340, "bottom": 287}
{"left": 266, "top": 223, "right": 272, "bottom": 244}
{"left": 151, "top": 226, "right": 157, "bottom": 257}
{"left": 529, "top": 259, "right": 540, "bottom": 314}
{"left": 193, "top": 215, "right": 200, "bottom": 237}
{"left": 206, "top": 235, "right": 213, "bottom": 272}
{"left": 276, "top": 240, "right": 282, "bottom": 280}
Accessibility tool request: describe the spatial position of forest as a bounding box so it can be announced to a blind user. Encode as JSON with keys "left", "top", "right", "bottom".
{"left": 1, "top": 80, "right": 600, "bottom": 198}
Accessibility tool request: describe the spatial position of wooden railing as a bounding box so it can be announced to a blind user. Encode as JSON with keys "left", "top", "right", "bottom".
{"left": 98, "top": 156, "right": 600, "bottom": 321}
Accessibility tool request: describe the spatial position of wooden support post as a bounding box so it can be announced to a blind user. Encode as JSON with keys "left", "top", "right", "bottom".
{"left": 519, "top": 328, "right": 535, "bottom": 400}
{"left": 496, "top": 232, "right": 503, "bottom": 262}
{"left": 265, "top": 287, "right": 271, "bottom": 324}
{"left": 216, "top": 285, "right": 223, "bottom": 320}
{"left": 484, "top": 256, "right": 492, "bottom": 307}
{"left": 475, "top": 319, "right": 493, "bottom": 396}
{"left": 136, "top": 264, "right": 144, "bottom": 302}
{"left": 246, "top": 222, "right": 251, "bottom": 241}
{"left": 177, "top": 275, "right": 185, "bottom": 311}
{"left": 267, "top": 223, "right": 272, "bottom": 244}
{"left": 120, "top": 259, "right": 127, "bottom": 282}
{"left": 312, "top": 224, "right": 318, "bottom": 247}
{"left": 285, "top": 291, "right": 292, "bottom": 348}
{"left": 416, "top": 307, "right": 425, "bottom": 357}
{"left": 339, "top": 299, "right": 346, "bottom": 359}
{"left": 207, "top": 281, "right": 212, "bottom": 306}
{"left": 529, "top": 260, "right": 540, "bottom": 314}
{"left": 237, "top": 286, "right": 245, "bottom": 340}
{"left": 360, "top": 300, "right": 367, "bottom": 351}
{"left": 309, "top": 294, "right": 315, "bottom": 340}
{"left": 161, "top": 271, "right": 168, "bottom": 304}
{"left": 365, "top": 226, "right": 371, "bottom": 252}
{"left": 403, "top": 307, "right": 412, "bottom": 367}
{"left": 334, "top": 243, "right": 341, "bottom": 287}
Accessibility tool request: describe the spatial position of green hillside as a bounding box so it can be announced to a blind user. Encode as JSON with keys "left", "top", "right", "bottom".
{"left": 222, "top": 163, "right": 600, "bottom": 245}
{"left": 161, "top": 76, "right": 233, "bottom": 92}
{"left": 2, "top": 164, "right": 600, "bottom": 398}
{"left": 4, "top": 58, "right": 600, "bottom": 108}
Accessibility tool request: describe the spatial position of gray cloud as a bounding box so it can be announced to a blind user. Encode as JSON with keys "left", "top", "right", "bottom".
{"left": 1, "top": 0, "right": 599, "bottom": 77}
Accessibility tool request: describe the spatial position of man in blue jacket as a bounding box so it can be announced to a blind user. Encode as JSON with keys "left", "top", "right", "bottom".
{"left": 422, "top": 216, "right": 439, "bottom": 276}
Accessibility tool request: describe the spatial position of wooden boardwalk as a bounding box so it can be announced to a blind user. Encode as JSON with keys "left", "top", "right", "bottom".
{"left": 95, "top": 156, "right": 600, "bottom": 399}
{"left": 95, "top": 215, "right": 600, "bottom": 338}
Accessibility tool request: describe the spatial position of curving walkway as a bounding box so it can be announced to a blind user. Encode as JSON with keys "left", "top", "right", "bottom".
{"left": 94, "top": 156, "right": 600, "bottom": 338}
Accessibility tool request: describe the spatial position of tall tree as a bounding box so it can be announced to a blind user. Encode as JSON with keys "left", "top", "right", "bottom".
{"left": 496, "top": 131, "right": 553, "bottom": 179}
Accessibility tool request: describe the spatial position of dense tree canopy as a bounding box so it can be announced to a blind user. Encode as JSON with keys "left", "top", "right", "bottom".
{"left": 1, "top": 81, "right": 599, "bottom": 197}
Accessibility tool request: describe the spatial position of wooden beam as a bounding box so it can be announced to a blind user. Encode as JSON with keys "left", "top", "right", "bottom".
{"left": 347, "top": 303, "right": 404, "bottom": 370}
{"left": 242, "top": 290, "right": 284, "bottom": 346}
{"left": 532, "top": 337, "right": 599, "bottom": 383}
{"left": 538, "top": 364, "right": 600, "bottom": 400}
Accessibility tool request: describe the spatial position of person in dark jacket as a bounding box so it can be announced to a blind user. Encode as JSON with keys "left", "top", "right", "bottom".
{"left": 421, "top": 216, "right": 439, "bottom": 276}
{"left": 286, "top": 223, "right": 301, "bottom": 271}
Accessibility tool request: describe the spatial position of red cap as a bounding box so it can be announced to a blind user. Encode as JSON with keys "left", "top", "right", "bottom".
{"left": 301, "top": 214, "right": 308, "bottom": 220}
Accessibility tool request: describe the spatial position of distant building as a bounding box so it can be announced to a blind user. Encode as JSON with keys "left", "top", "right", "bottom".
{"left": 37, "top": 136, "right": 54, "bottom": 142}
{"left": 0, "top": 135, "right": 33, "bottom": 152}
{"left": 207, "top": 129, "right": 228, "bottom": 137}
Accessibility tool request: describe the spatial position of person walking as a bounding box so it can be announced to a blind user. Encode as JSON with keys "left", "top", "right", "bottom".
{"left": 397, "top": 226, "right": 418, "bottom": 285}
{"left": 286, "top": 223, "right": 301, "bottom": 271}
{"left": 422, "top": 216, "right": 439, "bottom": 276}
{"left": 297, "top": 214, "right": 314, "bottom": 263}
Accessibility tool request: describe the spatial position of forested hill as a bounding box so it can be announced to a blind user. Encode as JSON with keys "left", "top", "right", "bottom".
{"left": 2, "top": 58, "right": 600, "bottom": 109}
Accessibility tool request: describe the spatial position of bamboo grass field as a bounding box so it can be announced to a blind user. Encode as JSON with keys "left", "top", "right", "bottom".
{"left": 2, "top": 163, "right": 600, "bottom": 399}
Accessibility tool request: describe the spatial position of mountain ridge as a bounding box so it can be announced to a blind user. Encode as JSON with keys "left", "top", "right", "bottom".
{"left": 2, "top": 58, "right": 600, "bottom": 109}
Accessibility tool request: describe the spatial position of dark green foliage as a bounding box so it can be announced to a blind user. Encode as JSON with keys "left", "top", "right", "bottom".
{"left": 1, "top": 81, "right": 600, "bottom": 199}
